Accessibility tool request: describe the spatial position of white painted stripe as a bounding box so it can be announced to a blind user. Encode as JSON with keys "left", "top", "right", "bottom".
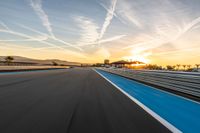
{"left": 94, "top": 69, "right": 182, "bottom": 133}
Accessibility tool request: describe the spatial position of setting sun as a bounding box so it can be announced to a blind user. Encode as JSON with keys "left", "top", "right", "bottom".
{"left": 123, "top": 55, "right": 150, "bottom": 64}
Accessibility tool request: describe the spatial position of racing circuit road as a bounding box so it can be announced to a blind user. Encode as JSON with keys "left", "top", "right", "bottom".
{"left": 0, "top": 68, "right": 199, "bottom": 133}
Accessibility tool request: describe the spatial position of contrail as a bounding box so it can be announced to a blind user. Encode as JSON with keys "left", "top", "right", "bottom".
{"left": 99, "top": 0, "right": 117, "bottom": 40}
{"left": 99, "top": 3, "right": 118, "bottom": 18}
{"left": 18, "top": 24, "right": 83, "bottom": 51}
{"left": 0, "top": 36, "right": 48, "bottom": 42}
{"left": 123, "top": 16, "right": 200, "bottom": 52}
{"left": 30, "top": 0, "right": 55, "bottom": 38}
{"left": 177, "top": 16, "right": 200, "bottom": 39}
{"left": 0, "top": 28, "right": 67, "bottom": 51}
{"left": 73, "top": 15, "right": 125, "bottom": 48}
{"left": 99, "top": 2, "right": 126, "bottom": 25}
{"left": 74, "top": 34, "right": 126, "bottom": 47}
{"left": 99, "top": 34, "right": 126, "bottom": 43}
{"left": 0, "top": 22, "right": 63, "bottom": 50}
{"left": 0, "top": 21, "right": 10, "bottom": 30}
{"left": 29, "top": 0, "right": 82, "bottom": 51}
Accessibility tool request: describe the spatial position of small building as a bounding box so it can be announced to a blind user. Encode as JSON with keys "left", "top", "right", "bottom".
{"left": 111, "top": 60, "right": 130, "bottom": 68}
{"left": 111, "top": 60, "right": 145, "bottom": 68}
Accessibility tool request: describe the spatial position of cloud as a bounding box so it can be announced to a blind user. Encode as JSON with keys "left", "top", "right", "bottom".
{"left": 0, "top": 24, "right": 86, "bottom": 58}
{"left": 73, "top": 15, "right": 126, "bottom": 47}
{"left": 0, "top": 21, "right": 10, "bottom": 30}
{"left": 98, "top": 1, "right": 127, "bottom": 25}
{"left": 153, "top": 16, "right": 200, "bottom": 46}
{"left": 99, "top": 34, "right": 126, "bottom": 44}
{"left": 0, "top": 25, "right": 67, "bottom": 50}
{"left": 122, "top": 15, "right": 200, "bottom": 59}
{"left": 70, "top": 0, "right": 126, "bottom": 49}
{"left": 30, "top": 0, "right": 55, "bottom": 38}
{"left": 99, "top": 0, "right": 117, "bottom": 40}
{"left": 178, "top": 16, "right": 200, "bottom": 39}
{"left": 74, "top": 16, "right": 99, "bottom": 45}
{"left": 116, "top": 0, "right": 141, "bottom": 27}
{"left": 18, "top": 24, "right": 83, "bottom": 51}
{"left": 0, "top": 36, "right": 48, "bottom": 42}
{"left": 76, "top": 34, "right": 126, "bottom": 47}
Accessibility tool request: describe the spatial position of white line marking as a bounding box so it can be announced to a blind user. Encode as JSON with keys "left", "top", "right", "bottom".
{"left": 94, "top": 69, "right": 182, "bottom": 133}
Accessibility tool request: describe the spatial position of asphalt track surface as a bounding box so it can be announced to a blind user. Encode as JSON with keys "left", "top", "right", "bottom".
{"left": 0, "top": 68, "right": 170, "bottom": 133}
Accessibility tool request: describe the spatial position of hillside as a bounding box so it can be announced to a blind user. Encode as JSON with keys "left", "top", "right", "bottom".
{"left": 0, "top": 56, "right": 81, "bottom": 66}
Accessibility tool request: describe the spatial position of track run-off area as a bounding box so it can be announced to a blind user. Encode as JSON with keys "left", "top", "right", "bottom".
{"left": 0, "top": 68, "right": 199, "bottom": 133}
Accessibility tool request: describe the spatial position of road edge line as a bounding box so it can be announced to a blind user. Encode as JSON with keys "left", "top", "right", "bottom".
{"left": 94, "top": 69, "right": 182, "bottom": 133}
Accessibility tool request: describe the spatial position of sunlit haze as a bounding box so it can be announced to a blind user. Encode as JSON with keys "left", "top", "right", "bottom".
{"left": 0, "top": 0, "right": 200, "bottom": 65}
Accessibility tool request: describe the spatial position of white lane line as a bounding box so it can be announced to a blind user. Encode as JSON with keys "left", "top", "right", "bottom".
{"left": 94, "top": 69, "right": 182, "bottom": 133}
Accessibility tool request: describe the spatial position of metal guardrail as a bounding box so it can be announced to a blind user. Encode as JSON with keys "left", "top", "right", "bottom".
{"left": 99, "top": 68, "right": 200, "bottom": 98}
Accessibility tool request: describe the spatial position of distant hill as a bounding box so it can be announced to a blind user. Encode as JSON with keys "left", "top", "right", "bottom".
{"left": 0, "top": 56, "right": 81, "bottom": 66}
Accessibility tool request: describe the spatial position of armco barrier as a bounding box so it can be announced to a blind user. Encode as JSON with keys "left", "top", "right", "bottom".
{"left": 99, "top": 68, "right": 200, "bottom": 98}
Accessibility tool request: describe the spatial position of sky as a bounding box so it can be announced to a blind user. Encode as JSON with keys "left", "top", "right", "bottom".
{"left": 0, "top": 0, "right": 200, "bottom": 65}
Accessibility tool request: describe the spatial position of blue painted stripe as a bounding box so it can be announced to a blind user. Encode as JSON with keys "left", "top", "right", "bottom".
{"left": 96, "top": 69, "right": 200, "bottom": 133}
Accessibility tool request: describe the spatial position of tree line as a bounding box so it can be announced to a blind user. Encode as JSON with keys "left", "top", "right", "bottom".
{"left": 145, "top": 64, "right": 200, "bottom": 72}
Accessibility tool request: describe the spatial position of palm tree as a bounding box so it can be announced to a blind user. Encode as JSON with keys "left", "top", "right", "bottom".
{"left": 187, "top": 65, "right": 191, "bottom": 69}
{"left": 195, "top": 64, "right": 200, "bottom": 70}
{"left": 5, "top": 56, "right": 14, "bottom": 65}
{"left": 52, "top": 61, "right": 58, "bottom": 66}
{"left": 176, "top": 64, "right": 181, "bottom": 70}
{"left": 182, "top": 65, "right": 186, "bottom": 71}
{"left": 172, "top": 65, "right": 176, "bottom": 70}
{"left": 166, "top": 65, "right": 174, "bottom": 70}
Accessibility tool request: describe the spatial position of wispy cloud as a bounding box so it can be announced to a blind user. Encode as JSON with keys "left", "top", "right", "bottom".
{"left": 30, "top": 0, "right": 55, "bottom": 38}
{"left": 30, "top": 0, "right": 82, "bottom": 51}
{"left": 73, "top": 15, "right": 126, "bottom": 47}
{"left": 99, "top": 34, "right": 126, "bottom": 44}
{"left": 74, "top": 16, "right": 99, "bottom": 45}
{"left": 116, "top": 0, "right": 141, "bottom": 27}
{"left": 122, "top": 15, "right": 200, "bottom": 59}
{"left": 0, "top": 29, "right": 65, "bottom": 50}
{"left": 28, "top": 0, "right": 84, "bottom": 51}
{"left": 73, "top": 0, "right": 124, "bottom": 48}
{"left": 18, "top": 24, "right": 83, "bottom": 51}
{"left": 99, "top": 2, "right": 126, "bottom": 25}
{"left": 0, "top": 23, "right": 68, "bottom": 50}
{"left": 178, "top": 16, "right": 200, "bottom": 39}
{"left": 0, "top": 21, "right": 10, "bottom": 30}
{"left": 77, "top": 34, "right": 126, "bottom": 47}
{"left": 99, "top": 0, "right": 117, "bottom": 40}
{"left": 0, "top": 36, "right": 48, "bottom": 42}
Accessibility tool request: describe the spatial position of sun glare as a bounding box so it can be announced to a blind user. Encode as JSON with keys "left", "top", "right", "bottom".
{"left": 122, "top": 55, "right": 150, "bottom": 64}
{"left": 122, "top": 49, "right": 151, "bottom": 64}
